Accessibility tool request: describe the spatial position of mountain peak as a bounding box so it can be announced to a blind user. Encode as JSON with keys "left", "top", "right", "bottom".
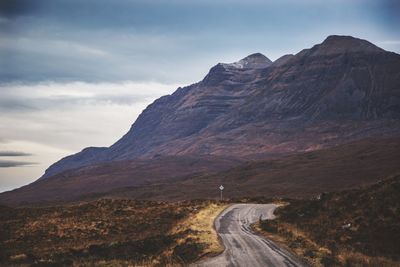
{"left": 202, "top": 53, "right": 272, "bottom": 85}
{"left": 220, "top": 53, "right": 272, "bottom": 70}
{"left": 241, "top": 52, "right": 271, "bottom": 63}
{"left": 312, "top": 35, "right": 384, "bottom": 55}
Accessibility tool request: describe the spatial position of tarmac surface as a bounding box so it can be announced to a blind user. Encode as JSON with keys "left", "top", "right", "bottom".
{"left": 193, "top": 203, "right": 305, "bottom": 267}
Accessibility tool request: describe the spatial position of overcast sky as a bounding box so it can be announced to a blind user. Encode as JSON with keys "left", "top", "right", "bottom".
{"left": 0, "top": 0, "right": 399, "bottom": 192}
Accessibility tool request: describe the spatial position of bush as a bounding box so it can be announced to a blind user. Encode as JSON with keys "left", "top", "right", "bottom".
{"left": 172, "top": 239, "right": 205, "bottom": 263}
{"left": 260, "top": 220, "right": 278, "bottom": 233}
{"left": 320, "top": 255, "right": 338, "bottom": 267}
{"left": 304, "top": 249, "right": 315, "bottom": 258}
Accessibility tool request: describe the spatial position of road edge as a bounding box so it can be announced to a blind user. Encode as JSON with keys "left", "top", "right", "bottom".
{"left": 251, "top": 208, "right": 311, "bottom": 267}
{"left": 191, "top": 203, "right": 233, "bottom": 265}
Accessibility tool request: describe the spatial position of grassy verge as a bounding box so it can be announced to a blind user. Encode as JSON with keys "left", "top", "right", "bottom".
{"left": 171, "top": 202, "right": 228, "bottom": 263}
{"left": 255, "top": 219, "right": 337, "bottom": 266}
{"left": 255, "top": 174, "right": 400, "bottom": 266}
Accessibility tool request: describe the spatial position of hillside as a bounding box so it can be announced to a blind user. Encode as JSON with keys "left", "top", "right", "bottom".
{"left": 258, "top": 174, "right": 400, "bottom": 266}
{"left": 2, "top": 137, "right": 399, "bottom": 206}
{"left": 106, "top": 137, "right": 400, "bottom": 201}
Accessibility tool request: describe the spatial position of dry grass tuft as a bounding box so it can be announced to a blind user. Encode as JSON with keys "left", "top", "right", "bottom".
{"left": 172, "top": 202, "right": 228, "bottom": 257}
{"left": 254, "top": 221, "right": 329, "bottom": 266}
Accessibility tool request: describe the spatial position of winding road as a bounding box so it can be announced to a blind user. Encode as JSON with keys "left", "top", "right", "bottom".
{"left": 193, "top": 204, "right": 305, "bottom": 267}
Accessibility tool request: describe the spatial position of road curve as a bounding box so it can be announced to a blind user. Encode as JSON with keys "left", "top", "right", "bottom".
{"left": 193, "top": 204, "right": 305, "bottom": 267}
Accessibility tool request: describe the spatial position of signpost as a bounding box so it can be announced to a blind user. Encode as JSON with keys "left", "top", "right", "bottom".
{"left": 219, "top": 185, "right": 224, "bottom": 201}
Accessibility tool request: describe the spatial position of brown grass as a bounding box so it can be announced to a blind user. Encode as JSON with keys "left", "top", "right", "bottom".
{"left": 256, "top": 221, "right": 400, "bottom": 267}
{"left": 255, "top": 221, "right": 334, "bottom": 266}
{"left": 172, "top": 203, "right": 228, "bottom": 256}
{"left": 0, "top": 199, "right": 226, "bottom": 266}
{"left": 256, "top": 174, "right": 400, "bottom": 266}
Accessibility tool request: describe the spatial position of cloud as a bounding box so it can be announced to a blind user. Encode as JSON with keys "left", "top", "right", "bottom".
{"left": 0, "top": 81, "right": 179, "bottom": 112}
{"left": 0, "top": 151, "right": 32, "bottom": 157}
{"left": 0, "top": 0, "right": 36, "bottom": 17}
{"left": 1, "top": 0, "right": 399, "bottom": 84}
{"left": 378, "top": 40, "right": 400, "bottom": 45}
{"left": 0, "top": 81, "right": 180, "bottom": 149}
{"left": 0, "top": 32, "right": 216, "bottom": 84}
{"left": 0, "top": 160, "right": 36, "bottom": 168}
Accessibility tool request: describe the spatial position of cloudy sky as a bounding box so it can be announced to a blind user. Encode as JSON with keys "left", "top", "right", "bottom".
{"left": 0, "top": 0, "right": 399, "bottom": 192}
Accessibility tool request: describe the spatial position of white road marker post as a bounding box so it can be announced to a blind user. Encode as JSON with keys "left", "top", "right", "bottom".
{"left": 219, "top": 185, "right": 224, "bottom": 201}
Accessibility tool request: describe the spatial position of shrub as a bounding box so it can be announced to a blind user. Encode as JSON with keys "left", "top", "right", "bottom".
{"left": 172, "top": 239, "right": 205, "bottom": 263}
{"left": 320, "top": 255, "right": 338, "bottom": 267}
{"left": 260, "top": 220, "right": 278, "bottom": 233}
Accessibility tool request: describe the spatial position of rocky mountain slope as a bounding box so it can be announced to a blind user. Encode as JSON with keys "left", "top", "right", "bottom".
{"left": 42, "top": 35, "right": 400, "bottom": 179}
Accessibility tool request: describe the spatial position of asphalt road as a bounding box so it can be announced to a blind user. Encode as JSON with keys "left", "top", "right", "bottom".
{"left": 193, "top": 204, "right": 305, "bottom": 267}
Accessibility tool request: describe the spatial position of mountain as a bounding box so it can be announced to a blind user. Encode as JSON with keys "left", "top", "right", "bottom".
{"left": 42, "top": 35, "right": 400, "bottom": 179}
{"left": 1, "top": 35, "right": 400, "bottom": 205}
{"left": 41, "top": 52, "right": 274, "bottom": 178}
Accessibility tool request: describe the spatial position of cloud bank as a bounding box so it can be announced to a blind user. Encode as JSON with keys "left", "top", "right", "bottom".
{"left": 0, "top": 151, "right": 32, "bottom": 157}
{"left": 0, "top": 160, "right": 36, "bottom": 168}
